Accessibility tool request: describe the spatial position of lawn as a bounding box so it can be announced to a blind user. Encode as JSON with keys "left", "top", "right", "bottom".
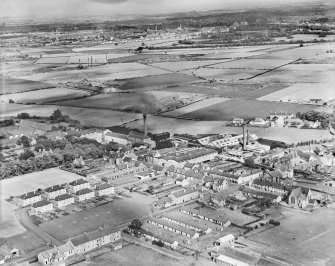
{"left": 39, "top": 193, "right": 155, "bottom": 241}
{"left": 177, "top": 99, "right": 318, "bottom": 120}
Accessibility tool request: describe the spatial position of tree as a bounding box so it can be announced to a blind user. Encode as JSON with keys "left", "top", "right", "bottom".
{"left": 19, "top": 149, "right": 35, "bottom": 161}
{"left": 17, "top": 113, "right": 30, "bottom": 119}
{"left": 128, "top": 219, "right": 143, "bottom": 230}
{"left": 50, "top": 109, "right": 63, "bottom": 121}
{"left": 20, "top": 135, "right": 30, "bottom": 147}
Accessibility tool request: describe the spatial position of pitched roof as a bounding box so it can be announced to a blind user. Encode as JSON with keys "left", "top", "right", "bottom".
{"left": 32, "top": 200, "right": 52, "bottom": 208}
{"left": 95, "top": 183, "right": 113, "bottom": 191}
{"left": 69, "top": 179, "right": 89, "bottom": 186}
{"left": 75, "top": 188, "right": 93, "bottom": 196}
{"left": 45, "top": 184, "right": 65, "bottom": 193}
{"left": 18, "top": 191, "right": 42, "bottom": 200}
{"left": 54, "top": 194, "right": 74, "bottom": 201}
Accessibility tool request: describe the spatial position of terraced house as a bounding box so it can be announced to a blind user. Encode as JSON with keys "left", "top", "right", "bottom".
{"left": 54, "top": 194, "right": 75, "bottom": 208}
{"left": 251, "top": 178, "right": 288, "bottom": 195}
{"left": 68, "top": 179, "right": 90, "bottom": 193}
{"left": 31, "top": 200, "right": 53, "bottom": 214}
{"left": 169, "top": 187, "right": 199, "bottom": 205}
{"left": 68, "top": 227, "right": 121, "bottom": 254}
{"left": 17, "top": 191, "right": 43, "bottom": 207}
{"left": 44, "top": 184, "right": 67, "bottom": 200}
{"left": 75, "top": 188, "right": 94, "bottom": 202}
{"left": 95, "top": 183, "right": 114, "bottom": 196}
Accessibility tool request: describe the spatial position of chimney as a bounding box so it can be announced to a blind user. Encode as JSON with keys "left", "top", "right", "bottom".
{"left": 246, "top": 130, "right": 249, "bottom": 145}
{"left": 242, "top": 126, "right": 246, "bottom": 150}
{"left": 143, "top": 113, "right": 147, "bottom": 136}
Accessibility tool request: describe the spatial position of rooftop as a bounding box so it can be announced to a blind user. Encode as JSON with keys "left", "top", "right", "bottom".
{"left": 32, "top": 199, "right": 52, "bottom": 208}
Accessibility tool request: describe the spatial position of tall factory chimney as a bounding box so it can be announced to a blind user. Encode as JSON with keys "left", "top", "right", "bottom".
{"left": 242, "top": 126, "right": 246, "bottom": 149}
{"left": 246, "top": 130, "right": 250, "bottom": 145}
{"left": 143, "top": 113, "right": 147, "bottom": 136}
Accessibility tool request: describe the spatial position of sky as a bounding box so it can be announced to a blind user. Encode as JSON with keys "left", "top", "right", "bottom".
{"left": 0, "top": 0, "right": 324, "bottom": 19}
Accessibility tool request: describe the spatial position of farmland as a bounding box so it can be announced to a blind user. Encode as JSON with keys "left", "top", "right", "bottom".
{"left": 258, "top": 82, "right": 335, "bottom": 103}
{"left": 0, "top": 102, "right": 142, "bottom": 127}
{"left": 0, "top": 87, "right": 90, "bottom": 104}
{"left": 177, "top": 99, "right": 318, "bottom": 120}
{"left": 0, "top": 168, "right": 85, "bottom": 238}
{"left": 0, "top": 77, "right": 53, "bottom": 95}
{"left": 209, "top": 58, "right": 293, "bottom": 70}
{"left": 39, "top": 193, "right": 154, "bottom": 241}
{"left": 163, "top": 82, "right": 291, "bottom": 99}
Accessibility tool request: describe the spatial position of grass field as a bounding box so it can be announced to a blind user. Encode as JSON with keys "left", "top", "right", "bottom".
{"left": 209, "top": 58, "right": 293, "bottom": 70}
{"left": 78, "top": 244, "right": 217, "bottom": 266}
{"left": 17, "top": 63, "right": 169, "bottom": 84}
{"left": 177, "top": 99, "right": 317, "bottom": 120}
{"left": 182, "top": 68, "right": 265, "bottom": 81}
{"left": 39, "top": 193, "right": 154, "bottom": 241}
{"left": 149, "top": 60, "right": 232, "bottom": 72}
{"left": 35, "top": 56, "right": 69, "bottom": 64}
{"left": 5, "top": 231, "right": 46, "bottom": 253}
{"left": 163, "top": 82, "right": 291, "bottom": 99}
{"left": 0, "top": 77, "right": 53, "bottom": 95}
{"left": 0, "top": 168, "right": 84, "bottom": 238}
{"left": 118, "top": 73, "right": 199, "bottom": 90}
{"left": 0, "top": 102, "right": 142, "bottom": 127}
{"left": 258, "top": 82, "right": 335, "bottom": 103}
{"left": 245, "top": 207, "right": 335, "bottom": 266}
{"left": 161, "top": 97, "right": 229, "bottom": 117}
{"left": 0, "top": 88, "right": 89, "bottom": 104}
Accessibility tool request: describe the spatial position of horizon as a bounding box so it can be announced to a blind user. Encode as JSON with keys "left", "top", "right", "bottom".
{"left": 0, "top": 0, "right": 329, "bottom": 20}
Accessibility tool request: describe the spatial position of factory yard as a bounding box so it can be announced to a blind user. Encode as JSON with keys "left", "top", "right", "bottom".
{"left": 244, "top": 207, "right": 335, "bottom": 266}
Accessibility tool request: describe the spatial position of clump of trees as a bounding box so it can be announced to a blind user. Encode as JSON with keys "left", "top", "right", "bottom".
{"left": 296, "top": 110, "right": 333, "bottom": 129}
{"left": 49, "top": 109, "right": 80, "bottom": 126}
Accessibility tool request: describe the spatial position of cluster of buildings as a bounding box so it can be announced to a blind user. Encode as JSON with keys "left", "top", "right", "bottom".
{"left": 38, "top": 226, "right": 121, "bottom": 265}
{"left": 16, "top": 178, "right": 114, "bottom": 214}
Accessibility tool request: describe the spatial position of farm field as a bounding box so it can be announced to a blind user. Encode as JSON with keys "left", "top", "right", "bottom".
{"left": 35, "top": 56, "right": 69, "bottom": 64}
{"left": 149, "top": 59, "right": 232, "bottom": 72}
{"left": 273, "top": 33, "right": 335, "bottom": 42}
{"left": 118, "top": 73, "right": 200, "bottom": 90}
{"left": 39, "top": 193, "right": 154, "bottom": 241}
{"left": 0, "top": 77, "right": 53, "bottom": 94}
{"left": 0, "top": 87, "right": 90, "bottom": 104}
{"left": 163, "top": 82, "right": 291, "bottom": 99}
{"left": 0, "top": 168, "right": 84, "bottom": 238}
{"left": 125, "top": 117, "right": 334, "bottom": 144}
{"left": 245, "top": 208, "right": 335, "bottom": 266}
{"left": 0, "top": 102, "right": 142, "bottom": 127}
{"left": 253, "top": 64, "right": 335, "bottom": 83}
{"left": 177, "top": 99, "right": 318, "bottom": 120}
{"left": 182, "top": 68, "right": 265, "bottom": 81}
{"left": 258, "top": 82, "right": 335, "bottom": 103}
{"left": 17, "top": 63, "right": 170, "bottom": 84}
{"left": 161, "top": 97, "right": 229, "bottom": 117}
{"left": 53, "top": 90, "right": 206, "bottom": 113}
{"left": 209, "top": 58, "right": 293, "bottom": 70}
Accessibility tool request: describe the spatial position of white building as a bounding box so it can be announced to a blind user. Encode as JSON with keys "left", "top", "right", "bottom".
{"left": 31, "top": 200, "right": 53, "bottom": 214}
{"left": 54, "top": 194, "right": 75, "bottom": 208}
{"left": 68, "top": 179, "right": 90, "bottom": 194}
{"left": 95, "top": 183, "right": 115, "bottom": 197}
{"left": 75, "top": 188, "right": 94, "bottom": 202}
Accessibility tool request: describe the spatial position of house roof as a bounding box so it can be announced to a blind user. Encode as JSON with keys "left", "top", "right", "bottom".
{"left": 75, "top": 188, "right": 93, "bottom": 196}
{"left": 95, "top": 183, "right": 113, "bottom": 191}
{"left": 69, "top": 179, "right": 89, "bottom": 186}
{"left": 32, "top": 200, "right": 52, "bottom": 208}
{"left": 45, "top": 184, "right": 65, "bottom": 193}
{"left": 70, "top": 226, "right": 119, "bottom": 246}
{"left": 54, "top": 194, "right": 74, "bottom": 202}
{"left": 172, "top": 187, "right": 198, "bottom": 198}
{"left": 18, "top": 191, "right": 42, "bottom": 200}
{"left": 253, "top": 178, "right": 285, "bottom": 190}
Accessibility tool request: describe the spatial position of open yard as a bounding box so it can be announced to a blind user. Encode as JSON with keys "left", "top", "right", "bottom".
{"left": 0, "top": 168, "right": 84, "bottom": 238}
{"left": 0, "top": 77, "right": 53, "bottom": 95}
{"left": 245, "top": 207, "right": 335, "bottom": 266}
{"left": 39, "top": 193, "right": 154, "bottom": 241}
{"left": 176, "top": 99, "right": 317, "bottom": 120}
{"left": 0, "top": 87, "right": 89, "bottom": 104}
{"left": 258, "top": 82, "right": 335, "bottom": 103}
